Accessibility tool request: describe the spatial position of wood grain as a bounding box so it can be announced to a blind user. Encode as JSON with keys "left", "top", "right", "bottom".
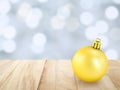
{"left": 108, "top": 61, "right": 120, "bottom": 90}
{"left": 0, "top": 60, "right": 120, "bottom": 90}
{"left": 38, "top": 60, "right": 76, "bottom": 90}
{"left": 0, "top": 60, "right": 46, "bottom": 90}
{"left": 38, "top": 60, "right": 56, "bottom": 90}
{"left": 55, "top": 60, "right": 76, "bottom": 90}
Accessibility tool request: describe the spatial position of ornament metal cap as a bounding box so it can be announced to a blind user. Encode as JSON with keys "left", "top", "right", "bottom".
{"left": 92, "top": 38, "right": 101, "bottom": 50}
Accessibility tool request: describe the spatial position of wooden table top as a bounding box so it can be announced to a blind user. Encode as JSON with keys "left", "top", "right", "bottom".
{"left": 0, "top": 60, "right": 120, "bottom": 90}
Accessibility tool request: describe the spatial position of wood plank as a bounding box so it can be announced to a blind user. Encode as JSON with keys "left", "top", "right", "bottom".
{"left": 38, "top": 60, "right": 56, "bottom": 90}
{"left": 0, "top": 60, "right": 13, "bottom": 67}
{"left": 0, "top": 60, "right": 16, "bottom": 74}
{"left": 55, "top": 60, "right": 76, "bottom": 90}
{"left": 0, "top": 61, "right": 19, "bottom": 88}
{"left": 108, "top": 60, "right": 120, "bottom": 89}
{"left": 38, "top": 60, "right": 77, "bottom": 90}
{"left": 0, "top": 60, "right": 46, "bottom": 90}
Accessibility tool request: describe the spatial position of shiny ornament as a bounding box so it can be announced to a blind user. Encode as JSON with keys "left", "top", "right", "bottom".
{"left": 72, "top": 38, "right": 108, "bottom": 82}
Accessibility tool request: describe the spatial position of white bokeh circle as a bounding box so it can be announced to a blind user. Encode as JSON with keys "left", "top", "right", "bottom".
{"left": 0, "top": 14, "right": 10, "bottom": 28}
{"left": 98, "top": 35, "right": 109, "bottom": 49}
{"left": 25, "top": 8, "right": 43, "bottom": 28}
{"left": 57, "top": 4, "right": 72, "bottom": 19}
{"left": 105, "top": 6, "right": 119, "bottom": 20}
{"left": 9, "top": 0, "right": 20, "bottom": 4}
{"left": 67, "top": 17, "right": 79, "bottom": 32}
{"left": 3, "top": 25, "right": 17, "bottom": 39}
{"left": 85, "top": 26, "right": 98, "bottom": 40}
{"left": 31, "top": 33, "right": 47, "bottom": 54}
{"left": 0, "top": 0, "right": 11, "bottom": 14}
{"left": 95, "top": 20, "right": 109, "bottom": 33}
{"left": 17, "top": 2, "right": 32, "bottom": 18}
{"left": 32, "top": 33, "right": 47, "bottom": 47}
{"left": 3, "top": 40, "right": 16, "bottom": 53}
{"left": 38, "top": 0, "right": 48, "bottom": 3}
{"left": 51, "top": 16, "right": 66, "bottom": 30}
{"left": 80, "top": 12, "right": 94, "bottom": 26}
{"left": 106, "top": 49, "right": 118, "bottom": 59}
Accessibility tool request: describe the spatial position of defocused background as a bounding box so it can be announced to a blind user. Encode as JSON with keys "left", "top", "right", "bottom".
{"left": 0, "top": 0, "right": 120, "bottom": 59}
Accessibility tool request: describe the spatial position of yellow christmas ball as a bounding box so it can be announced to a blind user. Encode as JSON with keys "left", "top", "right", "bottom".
{"left": 72, "top": 38, "right": 108, "bottom": 82}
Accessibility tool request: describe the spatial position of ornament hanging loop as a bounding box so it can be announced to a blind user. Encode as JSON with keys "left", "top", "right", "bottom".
{"left": 92, "top": 38, "right": 101, "bottom": 50}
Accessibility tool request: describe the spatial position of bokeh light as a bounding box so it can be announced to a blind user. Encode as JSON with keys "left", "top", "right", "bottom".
{"left": 38, "top": 0, "right": 48, "bottom": 3}
{"left": 57, "top": 4, "right": 72, "bottom": 19}
{"left": 85, "top": 26, "right": 98, "bottom": 40}
{"left": 0, "top": 38, "right": 5, "bottom": 52}
{"left": 95, "top": 20, "right": 109, "bottom": 33}
{"left": 3, "top": 25, "right": 17, "bottom": 39}
{"left": 0, "top": 14, "right": 10, "bottom": 28}
{"left": 98, "top": 35, "right": 109, "bottom": 49}
{"left": 80, "top": 12, "right": 94, "bottom": 26}
{"left": 0, "top": 0, "right": 11, "bottom": 14}
{"left": 32, "top": 33, "right": 47, "bottom": 47}
{"left": 105, "top": 6, "right": 119, "bottom": 20}
{"left": 25, "top": 8, "right": 43, "bottom": 28}
{"left": 85, "top": 26, "right": 109, "bottom": 49}
{"left": 51, "top": 15, "right": 66, "bottom": 30}
{"left": 3, "top": 40, "right": 16, "bottom": 53}
{"left": 66, "top": 17, "right": 79, "bottom": 32}
{"left": 106, "top": 49, "right": 118, "bottom": 59}
{"left": 31, "top": 33, "right": 47, "bottom": 54}
{"left": 80, "top": 0, "right": 94, "bottom": 10}
{"left": 0, "top": 28, "right": 3, "bottom": 36}
{"left": 9, "top": 0, "right": 20, "bottom": 4}
{"left": 17, "top": 2, "right": 32, "bottom": 18}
